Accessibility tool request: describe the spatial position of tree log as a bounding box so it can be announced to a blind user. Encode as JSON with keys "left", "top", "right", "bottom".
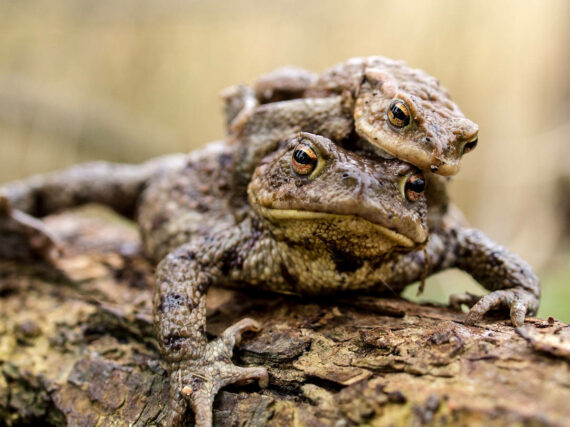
{"left": 0, "top": 210, "right": 569, "bottom": 426}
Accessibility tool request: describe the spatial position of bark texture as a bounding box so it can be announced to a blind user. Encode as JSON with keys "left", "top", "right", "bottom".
{"left": 0, "top": 210, "right": 569, "bottom": 426}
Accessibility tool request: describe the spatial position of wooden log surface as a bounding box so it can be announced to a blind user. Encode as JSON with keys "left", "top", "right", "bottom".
{"left": 0, "top": 210, "right": 569, "bottom": 426}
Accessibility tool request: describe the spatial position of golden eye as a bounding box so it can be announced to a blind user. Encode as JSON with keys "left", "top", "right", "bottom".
{"left": 387, "top": 99, "right": 411, "bottom": 128}
{"left": 404, "top": 173, "right": 425, "bottom": 201}
{"left": 461, "top": 137, "right": 478, "bottom": 155}
{"left": 291, "top": 144, "right": 318, "bottom": 175}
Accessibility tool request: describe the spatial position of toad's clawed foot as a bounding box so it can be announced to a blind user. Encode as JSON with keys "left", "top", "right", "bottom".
{"left": 455, "top": 288, "right": 539, "bottom": 327}
{"left": 0, "top": 195, "right": 62, "bottom": 263}
{"left": 166, "top": 318, "right": 269, "bottom": 427}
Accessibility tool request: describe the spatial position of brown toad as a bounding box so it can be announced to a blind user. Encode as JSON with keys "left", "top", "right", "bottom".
{"left": 224, "top": 56, "right": 479, "bottom": 205}
{"left": 0, "top": 132, "right": 538, "bottom": 426}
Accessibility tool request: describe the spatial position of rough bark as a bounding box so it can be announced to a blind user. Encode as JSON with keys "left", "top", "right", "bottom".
{"left": 0, "top": 210, "right": 569, "bottom": 426}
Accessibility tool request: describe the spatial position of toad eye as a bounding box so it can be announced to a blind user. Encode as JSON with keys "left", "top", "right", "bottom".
{"left": 291, "top": 144, "right": 318, "bottom": 175}
{"left": 388, "top": 99, "right": 411, "bottom": 128}
{"left": 404, "top": 173, "right": 425, "bottom": 201}
{"left": 461, "top": 137, "right": 478, "bottom": 155}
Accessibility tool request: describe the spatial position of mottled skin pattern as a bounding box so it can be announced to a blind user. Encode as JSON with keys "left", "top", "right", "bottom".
{"left": 305, "top": 56, "right": 479, "bottom": 175}
{"left": 0, "top": 155, "right": 186, "bottom": 262}
{"left": 254, "top": 66, "right": 317, "bottom": 104}
{"left": 0, "top": 132, "right": 539, "bottom": 426}
{"left": 222, "top": 56, "right": 479, "bottom": 251}
{"left": 228, "top": 96, "right": 354, "bottom": 208}
{"left": 224, "top": 56, "right": 479, "bottom": 198}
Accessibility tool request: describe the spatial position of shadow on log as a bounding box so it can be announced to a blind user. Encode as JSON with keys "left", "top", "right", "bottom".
{"left": 0, "top": 210, "right": 569, "bottom": 426}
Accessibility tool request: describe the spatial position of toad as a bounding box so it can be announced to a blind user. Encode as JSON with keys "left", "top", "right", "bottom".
{"left": 0, "top": 132, "right": 538, "bottom": 426}
{"left": 224, "top": 56, "right": 479, "bottom": 207}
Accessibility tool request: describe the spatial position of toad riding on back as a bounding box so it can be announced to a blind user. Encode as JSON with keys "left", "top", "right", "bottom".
{"left": 0, "top": 57, "right": 539, "bottom": 426}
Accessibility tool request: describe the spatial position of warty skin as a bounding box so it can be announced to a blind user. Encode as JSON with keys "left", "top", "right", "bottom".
{"left": 0, "top": 132, "right": 539, "bottom": 426}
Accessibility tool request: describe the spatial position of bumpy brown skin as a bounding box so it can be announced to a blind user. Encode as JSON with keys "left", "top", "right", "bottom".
{"left": 220, "top": 67, "right": 316, "bottom": 133}
{"left": 225, "top": 56, "right": 479, "bottom": 193}
{"left": 305, "top": 56, "right": 479, "bottom": 175}
{"left": 0, "top": 154, "right": 186, "bottom": 261}
{"left": 254, "top": 66, "right": 317, "bottom": 104}
{"left": 0, "top": 134, "right": 539, "bottom": 426}
{"left": 228, "top": 96, "right": 354, "bottom": 209}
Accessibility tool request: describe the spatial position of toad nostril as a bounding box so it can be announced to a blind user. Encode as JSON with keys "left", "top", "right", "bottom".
{"left": 462, "top": 137, "right": 478, "bottom": 154}
{"left": 342, "top": 174, "right": 359, "bottom": 189}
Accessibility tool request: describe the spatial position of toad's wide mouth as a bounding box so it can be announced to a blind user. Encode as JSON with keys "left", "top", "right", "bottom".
{"left": 256, "top": 207, "right": 419, "bottom": 248}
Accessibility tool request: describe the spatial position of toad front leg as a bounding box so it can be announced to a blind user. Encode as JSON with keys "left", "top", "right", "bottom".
{"left": 154, "top": 238, "right": 268, "bottom": 427}
{"left": 382, "top": 227, "right": 540, "bottom": 327}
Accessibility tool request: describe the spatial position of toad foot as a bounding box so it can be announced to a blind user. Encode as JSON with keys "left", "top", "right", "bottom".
{"left": 167, "top": 318, "right": 269, "bottom": 427}
{"left": 459, "top": 288, "right": 539, "bottom": 327}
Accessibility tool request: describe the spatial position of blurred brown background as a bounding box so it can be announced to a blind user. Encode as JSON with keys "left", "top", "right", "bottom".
{"left": 1, "top": 0, "right": 569, "bottom": 320}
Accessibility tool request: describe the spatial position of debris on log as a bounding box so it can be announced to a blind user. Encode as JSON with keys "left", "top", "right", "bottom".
{"left": 1, "top": 210, "right": 569, "bottom": 426}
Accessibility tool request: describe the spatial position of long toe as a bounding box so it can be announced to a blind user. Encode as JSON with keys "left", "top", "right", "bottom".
{"left": 465, "top": 288, "right": 538, "bottom": 326}
{"left": 0, "top": 208, "right": 62, "bottom": 263}
{"left": 190, "top": 384, "right": 216, "bottom": 427}
{"left": 221, "top": 317, "right": 261, "bottom": 346}
{"left": 510, "top": 301, "right": 527, "bottom": 327}
{"left": 209, "top": 317, "right": 263, "bottom": 360}
{"left": 177, "top": 361, "right": 268, "bottom": 427}
{"left": 465, "top": 290, "right": 508, "bottom": 325}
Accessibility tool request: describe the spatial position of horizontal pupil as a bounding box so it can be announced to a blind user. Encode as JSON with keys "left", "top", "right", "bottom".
{"left": 293, "top": 149, "right": 313, "bottom": 165}
{"left": 408, "top": 178, "right": 425, "bottom": 192}
{"left": 391, "top": 104, "right": 408, "bottom": 120}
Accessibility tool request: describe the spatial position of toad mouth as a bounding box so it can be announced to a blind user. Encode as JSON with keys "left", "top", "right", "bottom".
{"left": 257, "top": 207, "right": 417, "bottom": 248}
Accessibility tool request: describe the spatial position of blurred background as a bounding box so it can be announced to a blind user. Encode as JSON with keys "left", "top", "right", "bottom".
{"left": 0, "top": 0, "right": 569, "bottom": 321}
